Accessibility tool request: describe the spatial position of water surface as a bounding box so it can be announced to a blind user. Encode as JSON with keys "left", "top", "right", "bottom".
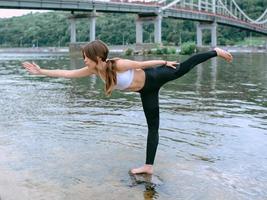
{"left": 0, "top": 51, "right": 266, "bottom": 200}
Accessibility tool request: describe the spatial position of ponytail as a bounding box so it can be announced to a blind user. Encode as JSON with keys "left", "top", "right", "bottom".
{"left": 105, "top": 59, "right": 117, "bottom": 96}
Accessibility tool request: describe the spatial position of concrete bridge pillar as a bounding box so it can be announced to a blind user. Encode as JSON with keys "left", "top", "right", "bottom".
{"left": 136, "top": 14, "right": 162, "bottom": 44}
{"left": 196, "top": 22, "right": 217, "bottom": 47}
{"left": 197, "top": 24, "right": 203, "bottom": 46}
{"left": 89, "top": 10, "right": 97, "bottom": 42}
{"left": 154, "top": 15, "right": 162, "bottom": 44}
{"left": 211, "top": 22, "right": 217, "bottom": 47}
{"left": 69, "top": 12, "right": 97, "bottom": 43}
{"left": 136, "top": 19, "right": 143, "bottom": 44}
{"left": 89, "top": 17, "right": 96, "bottom": 41}
{"left": 69, "top": 17, "right": 76, "bottom": 43}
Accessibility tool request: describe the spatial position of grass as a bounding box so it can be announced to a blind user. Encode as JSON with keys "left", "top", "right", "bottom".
{"left": 236, "top": 37, "right": 266, "bottom": 46}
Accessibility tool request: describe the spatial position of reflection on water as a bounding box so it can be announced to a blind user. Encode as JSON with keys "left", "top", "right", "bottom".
{"left": 0, "top": 51, "right": 267, "bottom": 200}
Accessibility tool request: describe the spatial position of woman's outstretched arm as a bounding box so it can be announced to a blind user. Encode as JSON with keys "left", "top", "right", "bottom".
{"left": 22, "top": 62, "right": 94, "bottom": 78}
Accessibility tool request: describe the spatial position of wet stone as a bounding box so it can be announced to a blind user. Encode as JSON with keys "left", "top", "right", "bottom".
{"left": 128, "top": 171, "right": 163, "bottom": 188}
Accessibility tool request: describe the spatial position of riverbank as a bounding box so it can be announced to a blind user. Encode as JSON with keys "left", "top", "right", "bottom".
{"left": 0, "top": 47, "right": 69, "bottom": 54}
{"left": 212, "top": 46, "right": 267, "bottom": 53}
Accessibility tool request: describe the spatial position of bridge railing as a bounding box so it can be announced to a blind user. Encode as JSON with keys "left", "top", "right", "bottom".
{"left": 162, "top": 0, "right": 267, "bottom": 30}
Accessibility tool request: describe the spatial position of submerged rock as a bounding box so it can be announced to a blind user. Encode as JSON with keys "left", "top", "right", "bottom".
{"left": 128, "top": 171, "right": 163, "bottom": 188}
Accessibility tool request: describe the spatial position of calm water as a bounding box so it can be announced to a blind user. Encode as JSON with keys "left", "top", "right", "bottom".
{"left": 0, "top": 51, "right": 266, "bottom": 200}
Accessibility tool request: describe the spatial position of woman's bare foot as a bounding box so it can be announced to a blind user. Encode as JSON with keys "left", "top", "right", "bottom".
{"left": 214, "top": 47, "right": 233, "bottom": 63}
{"left": 130, "top": 164, "right": 153, "bottom": 174}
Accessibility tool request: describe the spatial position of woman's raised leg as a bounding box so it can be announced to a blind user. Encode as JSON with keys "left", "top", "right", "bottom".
{"left": 174, "top": 50, "right": 217, "bottom": 79}
{"left": 175, "top": 48, "right": 232, "bottom": 79}
{"left": 156, "top": 48, "right": 233, "bottom": 86}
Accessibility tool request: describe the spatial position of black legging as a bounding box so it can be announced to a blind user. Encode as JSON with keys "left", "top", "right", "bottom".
{"left": 137, "top": 50, "right": 217, "bottom": 165}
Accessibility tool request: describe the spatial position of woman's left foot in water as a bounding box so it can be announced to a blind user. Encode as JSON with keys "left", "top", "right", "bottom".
{"left": 214, "top": 47, "right": 233, "bottom": 63}
{"left": 131, "top": 164, "right": 153, "bottom": 174}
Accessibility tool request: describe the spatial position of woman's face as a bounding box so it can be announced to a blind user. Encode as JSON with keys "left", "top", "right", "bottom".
{"left": 83, "top": 53, "right": 97, "bottom": 67}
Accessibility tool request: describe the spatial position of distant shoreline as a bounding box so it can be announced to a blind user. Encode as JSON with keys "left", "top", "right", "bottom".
{"left": 0, "top": 47, "right": 69, "bottom": 54}
{"left": 0, "top": 46, "right": 266, "bottom": 54}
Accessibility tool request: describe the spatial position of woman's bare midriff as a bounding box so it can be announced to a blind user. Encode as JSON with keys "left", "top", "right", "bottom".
{"left": 125, "top": 69, "right": 146, "bottom": 92}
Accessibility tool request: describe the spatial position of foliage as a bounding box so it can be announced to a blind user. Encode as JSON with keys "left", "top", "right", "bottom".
{"left": 124, "top": 48, "right": 134, "bottom": 56}
{"left": 236, "top": 37, "right": 266, "bottom": 46}
{"left": 152, "top": 46, "right": 176, "bottom": 55}
{"left": 0, "top": 12, "right": 69, "bottom": 47}
{"left": 180, "top": 42, "right": 197, "bottom": 55}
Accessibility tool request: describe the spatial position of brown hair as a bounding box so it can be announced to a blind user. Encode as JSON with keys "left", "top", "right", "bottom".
{"left": 82, "top": 40, "right": 117, "bottom": 96}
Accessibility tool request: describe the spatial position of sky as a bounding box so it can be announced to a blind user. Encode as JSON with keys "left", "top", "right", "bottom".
{"left": 0, "top": 9, "right": 48, "bottom": 18}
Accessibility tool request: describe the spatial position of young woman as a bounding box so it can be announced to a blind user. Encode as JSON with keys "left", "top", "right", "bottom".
{"left": 22, "top": 40, "right": 233, "bottom": 175}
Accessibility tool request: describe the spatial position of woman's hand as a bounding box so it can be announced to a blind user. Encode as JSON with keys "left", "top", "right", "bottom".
{"left": 22, "top": 62, "right": 42, "bottom": 75}
{"left": 165, "top": 61, "right": 179, "bottom": 69}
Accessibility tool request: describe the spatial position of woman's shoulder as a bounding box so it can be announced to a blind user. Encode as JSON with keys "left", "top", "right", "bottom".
{"left": 109, "top": 58, "right": 137, "bottom": 72}
{"left": 107, "top": 57, "right": 121, "bottom": 61}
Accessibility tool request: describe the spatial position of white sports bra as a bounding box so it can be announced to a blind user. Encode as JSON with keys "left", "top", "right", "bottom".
{"left": 114, "top": 69, "right": 134, "bottom": 90}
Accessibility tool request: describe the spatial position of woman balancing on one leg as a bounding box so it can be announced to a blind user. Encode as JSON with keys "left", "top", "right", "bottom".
{"left": 22, "top": 40, "right": 233, "bottom": 175}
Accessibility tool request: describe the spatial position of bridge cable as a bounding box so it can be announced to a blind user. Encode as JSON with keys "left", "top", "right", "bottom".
{"left": 231, "top": 0, "right": 267, "bottom": 24}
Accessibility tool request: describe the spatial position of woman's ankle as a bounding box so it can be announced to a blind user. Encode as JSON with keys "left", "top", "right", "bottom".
{"left": 145, "top": 164, "right": 153, "bottom": 169}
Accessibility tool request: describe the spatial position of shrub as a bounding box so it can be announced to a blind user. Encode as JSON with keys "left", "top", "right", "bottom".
{"left": 153, "top": 46, "right": 177, "bottom": 55}
{"left": 169, "top": 47, "right": 176, "bottom": 54}
{"left": 124, "top": 48, "right": 134, "bottom": 56}
{"left": 155, "top": 48, "right": 163, "bottom": 54}
{"left": 180, "top": 42, "right": 197, "bottom": 55}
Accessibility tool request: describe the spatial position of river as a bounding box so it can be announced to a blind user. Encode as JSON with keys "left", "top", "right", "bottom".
{"left": 0, "top": 51, "right": 266, "bottom": 200}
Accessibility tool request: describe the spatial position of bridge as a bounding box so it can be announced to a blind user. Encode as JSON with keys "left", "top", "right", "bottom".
{"left": 0, "top": 0, "right": 266, "bottom": 47}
